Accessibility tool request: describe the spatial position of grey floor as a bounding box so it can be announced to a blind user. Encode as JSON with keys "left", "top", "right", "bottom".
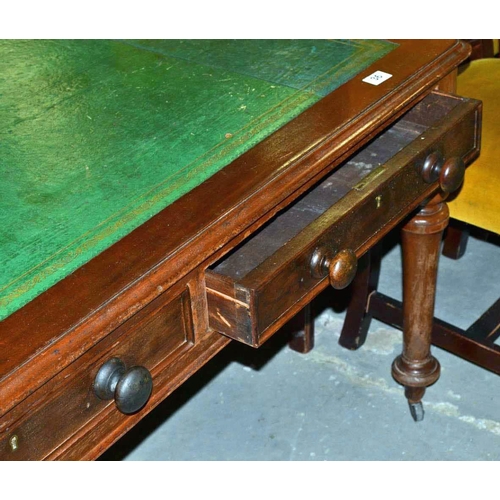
{"left": 100, "top": 230, "right": 500, "bottom": 461}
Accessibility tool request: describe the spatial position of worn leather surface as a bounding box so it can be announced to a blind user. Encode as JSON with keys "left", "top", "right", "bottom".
{"left": 448, "top": 58, "right": 500, "bottom": 234}
{"left": 0, "top": 39, "right": 395, "bottom": 320}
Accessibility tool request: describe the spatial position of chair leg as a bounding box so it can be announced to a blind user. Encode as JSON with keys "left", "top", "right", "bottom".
{"left": 442, "top": 219, "right": 470, "bottom": 260}
{"left": 338, "top": 246, "right": 382, "bottom": 350}
{"left": 288, "top": 303, "right": 315, "bottom": 354}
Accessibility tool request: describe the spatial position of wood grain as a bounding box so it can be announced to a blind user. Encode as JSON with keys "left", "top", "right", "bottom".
{"left": 0, "top": 40, "right": 473, "bottom": 460}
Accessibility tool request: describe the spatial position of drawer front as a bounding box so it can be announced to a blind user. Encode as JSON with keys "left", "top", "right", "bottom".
{"left": 206, "top": 92, "right": 481, "bottom": 347}
{"left": 0, "top": 286, "right": 194, "bottom": 460}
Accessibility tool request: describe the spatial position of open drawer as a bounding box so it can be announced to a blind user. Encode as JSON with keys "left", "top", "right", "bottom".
{"left": 205, "top": 91, "right": 482, "bottom": 347}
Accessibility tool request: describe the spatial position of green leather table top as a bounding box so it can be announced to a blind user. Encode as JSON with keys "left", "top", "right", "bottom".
{"left": 0, "top": 39, "right": 395, "bottom": 320}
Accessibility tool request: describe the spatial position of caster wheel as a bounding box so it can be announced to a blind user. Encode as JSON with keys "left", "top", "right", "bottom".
{"left": 409, "top": 401, "right": 425, "bottom": 422}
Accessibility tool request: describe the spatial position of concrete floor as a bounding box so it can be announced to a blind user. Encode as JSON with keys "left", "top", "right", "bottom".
{"left": 100, "top": 230, "right": 500, "bottom": 461}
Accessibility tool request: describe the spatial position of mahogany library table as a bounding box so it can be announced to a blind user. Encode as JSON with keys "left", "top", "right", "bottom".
{"left": 0, "top": 40, "right": 481, "bottom": 459}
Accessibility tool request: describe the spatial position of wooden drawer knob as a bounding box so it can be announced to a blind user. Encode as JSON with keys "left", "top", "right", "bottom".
{"left": 93, "top": 358, "right": 153, "bottom": 414}
{"left": 421, "top": 152, "right": 465, "bottom": 193}
{"left": 439, "top": 157, "right": 465, "bottom": 193}
{"left": 310, "top": 248, "right": 358, "bottom": 289}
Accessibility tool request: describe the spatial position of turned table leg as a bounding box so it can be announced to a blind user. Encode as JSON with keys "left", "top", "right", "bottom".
{"left": 392, "top": 195, "right": 449, "bottom": 421}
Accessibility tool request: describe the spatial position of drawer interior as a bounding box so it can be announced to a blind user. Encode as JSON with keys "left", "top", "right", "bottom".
{"left": 205, "top": 91, "right": 478, "bottom": 347}
{"left": 209, "top": 92, "right": 462, "bottom": 282}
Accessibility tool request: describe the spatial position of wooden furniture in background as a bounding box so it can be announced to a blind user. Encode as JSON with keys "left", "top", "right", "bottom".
{"left": 463, "top": 39, "right": 499, "bottom": 62}
{"left": 436, "top": 53, "right": 500, "bottom": 371}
